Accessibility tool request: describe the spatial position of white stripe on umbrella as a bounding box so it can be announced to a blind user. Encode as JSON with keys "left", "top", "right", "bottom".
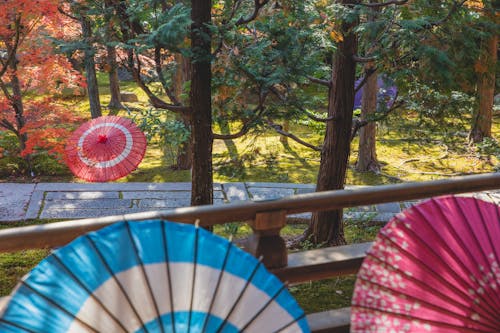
{"left": 68, "top": 263, "right": 301, "bottom": 332}
{"left": 77, "top": 122, "right": 134, "bottom": 168}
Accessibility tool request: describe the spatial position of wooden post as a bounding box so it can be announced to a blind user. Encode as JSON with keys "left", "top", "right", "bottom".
{"left": 245, "top": 210, "right": 287, "bottom": 269}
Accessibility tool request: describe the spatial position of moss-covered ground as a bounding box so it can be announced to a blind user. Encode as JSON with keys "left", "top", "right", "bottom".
{"left": 1, "top": 75, "right": 499, "bottom": 314}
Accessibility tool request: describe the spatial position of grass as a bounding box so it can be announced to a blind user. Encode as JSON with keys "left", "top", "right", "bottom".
{"left": 1, "top": 73, "right": 499, "bottom": 314}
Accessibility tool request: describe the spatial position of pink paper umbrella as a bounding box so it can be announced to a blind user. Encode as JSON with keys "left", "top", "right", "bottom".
{"left": 65, "top": 116, "right": 147, "bottom": 182}
{"left": 351, "top": 195, "right": 500, "bottom": 332}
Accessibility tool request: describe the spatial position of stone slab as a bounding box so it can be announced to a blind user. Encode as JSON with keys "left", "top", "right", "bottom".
{"left": 248, "top": 188, "right": 295, "bottom": 201}
{"left": 138, "top": 198, "right": 190, "bottom": 209}
{"left": 121, "top": 191, "right": 224, "bottom": 200}
{"left": 25, "top": 190, "right": 44, "bottom": 219}
{"left": 36, "top": 182, "right": 222, "bottom": 192}
{"left": 222, "top": 183, "right": 248, "bottom": 202}
{"left": 296, "top": 187, "right": 315, "bottom": 195}
{"left": 40, "top": 208, "right": 147, "bottom": 219}
{"left": 45, "top": 192, "right": 120, "bottom": 200}
{"left": 245, "top": 182, "right": 315, "bottom": 189}
{"left": 0, "top": 184, "right": 35, "bottom": 221}
{"left": 43, "top": 199, "right": 133, "bottom": 210}
{"left": 375, "top": 202, "right": 401, "bottom": 213}
{"left": 138, "top": 198, "right": 225, "bottom": 209}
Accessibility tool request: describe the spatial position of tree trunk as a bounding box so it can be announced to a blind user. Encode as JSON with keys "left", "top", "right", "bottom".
{"left": 356, "top": 65, "right": 380, "bottom": 172}
{"left": 190, "top": 0, "right": 213, "bottom": 207}
{"left": 10, "top": 63, "right": 31, "bottom": 172}
{"left": 310, "top": 0, "right": 358, "bottom": 246}
{"left": 470, "top": 34, "right": 497, "bottom": 143}
{"left": 106, "top": 45, "right": 123, "bottom": 110}
{"left": 81, "top": 16, "right": 102, "bottom": 119}
{"left": 280, "top": 119, "right": 289, "bottom": 144}
{"left": 174, "top": 54, "right": 193, "bottom": 170}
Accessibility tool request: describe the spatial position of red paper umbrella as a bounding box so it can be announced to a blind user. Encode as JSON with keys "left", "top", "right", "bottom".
{"left": 65, "top": 116, "right": 147, "bottom": 182}
{"left": 351, "top": 195, "right": 500, "bottom": 332}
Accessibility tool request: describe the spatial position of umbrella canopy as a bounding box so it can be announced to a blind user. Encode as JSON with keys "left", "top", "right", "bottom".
{"left": 65, "top": 116, "right": 147, "bottom": 182}
{"left": 0, "top": 221, "right": 309, "bottom": 332}
{"left": 351, "top": 196, "right": 500, "bottom": 332}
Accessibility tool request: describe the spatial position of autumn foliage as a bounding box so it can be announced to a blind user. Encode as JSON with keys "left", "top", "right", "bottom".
{"left": 0, "top": 0, "right": 85, "bottom": 162}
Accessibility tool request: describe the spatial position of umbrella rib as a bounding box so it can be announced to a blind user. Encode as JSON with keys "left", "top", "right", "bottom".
{"left": 20, "top": 281, "right": 99, "bottom": 333}
{"left": 50, "top": 253, "right": 129, "bottom": 333}
{"left": 161, "top": 221, "right": 176, "bottom": 333}
{"left": 363, "top": 253, "right": 499, "bottom": 324}
{"left": 187, "top": 226, "right": 199, "bottom": 333}
{"left": 356, "top": 275, "right": 499, "bottom": 331}
{"left": 200, "top": 240, "right": 233, "bottom": 333}
{"left": 239, "top": 283, "right": 288, "bottom": 332}
{"left": 124, "top": 222, "right": 163, "bottom": 333}
{"left": 422, "top": 198, "right": 499, "bottom": 311}
{"left": 214, "top": 259, "right": 263, "bottom": 333}
{"left": 0, "top": 318, "right": 39, "bottom": 333}
{"left": 353, "top": 304, "right": 494, "bottom": 333}
{"left": 475, "top": 199, "right": 500, "bottom": 267}
{"left": 378, "top": 231, "right": 499, "bottom": 321}
{"left": 271, "top": 312, "right": 307, "bottom": 333}
{"left": 449, "top": 196, "right": 500, "bottom": 310}
{"left": 84, "top": 235, "right": 147, "bottom": 330}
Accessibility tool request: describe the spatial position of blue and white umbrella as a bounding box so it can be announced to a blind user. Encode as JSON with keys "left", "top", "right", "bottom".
{"left": 0, "top": 221, "right": 309, "bottom": 333}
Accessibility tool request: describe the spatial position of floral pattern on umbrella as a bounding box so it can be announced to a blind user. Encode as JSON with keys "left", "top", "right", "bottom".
{"left": 351, "top": 196, "right": 500, "bottom": 332}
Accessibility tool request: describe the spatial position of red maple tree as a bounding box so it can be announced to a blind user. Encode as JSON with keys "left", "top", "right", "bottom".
{"left": 0, "top": 0, "right": 85, "bottom": 167}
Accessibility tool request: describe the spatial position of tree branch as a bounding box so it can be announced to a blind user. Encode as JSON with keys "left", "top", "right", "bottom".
{"left": 308, "top": 76, "right": 331, "bottom": 87}
{"left": 0, "top": 15, "right": 21, "bottom": 78}
{"left": 235, "top": 0, "right": 270, "bottom": 25}
{"left": 359, "top": 0, "right": 408, "bottom": 7}
{"left": 428, "top": 0, "right": 467, "bottom": 27}
{"left": 354, "top": 66, "right": 377, "bottom": 93}
{"left": 350, "top": 98, "right": 403, "bottom": 141}
{"left": 213, "top": 92, "right": 268, "bottom": 139}
{"left": 267, "top": 120, "right": 322, "bottom": 151}
{"left": 353, "top": 55, "right": 377, "bottom": 63}
{"left": 130, "top": 54, "right": 191, "bottom": 114}
{"left": 213, "top": 122, "right": 251, "bottom": 140}
{"left": 0, "top": 118, "right": 18, "bottom": 134}
{"left": 154, "top": 46, "right": 180, "bottom": 105}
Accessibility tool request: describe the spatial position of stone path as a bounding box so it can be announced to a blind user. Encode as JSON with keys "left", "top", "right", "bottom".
{"left": 0, "top": 182, "right": 498, "bottom": 222}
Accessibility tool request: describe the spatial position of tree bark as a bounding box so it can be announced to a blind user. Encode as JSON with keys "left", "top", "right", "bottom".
{"left": 81, "top": 16, "right": 102, "bottom": 119}
{"left": 280, "top": 119, "right": 290, "bottom": 144}
{"left": 174, "top": 54, "right": 193, "bottom": 170}
{"left": 469, "top": 34, "right": 497, "bottom": 143}
{"left": 190, "top": 0, "right": 213, "bottom": 207}
{"left": 356, "top": 64, "right": 380, "bottom": 172}
{"left": 106, "top": 45, "right": 123, "bottom": 110}
{"left": 310, "top": 0, "right": 358, "bottom": 246}
{"left": 9, "top": 60, "right": 31, "bottom": 172}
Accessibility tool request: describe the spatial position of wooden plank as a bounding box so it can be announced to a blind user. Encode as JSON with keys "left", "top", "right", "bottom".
{"left": 0, "top": 173, "right": 499, "bottom": 252}
{"left": 272, "top": 243, "right": 372, "bottom": 283}
{"left": 307, "top": 307, "right": 351, "bottom": 333}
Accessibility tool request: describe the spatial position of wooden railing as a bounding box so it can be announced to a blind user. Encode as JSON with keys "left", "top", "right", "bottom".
{"left": 1, "top": 173, "right": 499, "bottom": 332}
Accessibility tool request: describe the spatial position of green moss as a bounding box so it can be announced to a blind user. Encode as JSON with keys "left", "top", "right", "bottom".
{"left": 290, "top": 276, "right": 357, "bottom": 313}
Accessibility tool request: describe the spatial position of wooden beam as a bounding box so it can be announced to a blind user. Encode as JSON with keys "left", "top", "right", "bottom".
{"left": 307, "top": 307, "right": 351, "bottom": 333}
{"left": 272, "top": 243, "right": 372, "bottom": 283}
{"left": 0, "top": 173, "right": 499, "bottom": 252}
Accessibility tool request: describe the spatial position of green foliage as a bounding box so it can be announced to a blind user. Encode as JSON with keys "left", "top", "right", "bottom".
{"left": 475, "top": 138, "right": 500, "bottom": 170}
{"left": 144, "top": 3, "right": 191, "bottom": 51}
{"left": 133, "top": 108, "right": 190, "bottom": 166}
{"left": 404, "top": 82, "right": 475, "bottom": 128}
